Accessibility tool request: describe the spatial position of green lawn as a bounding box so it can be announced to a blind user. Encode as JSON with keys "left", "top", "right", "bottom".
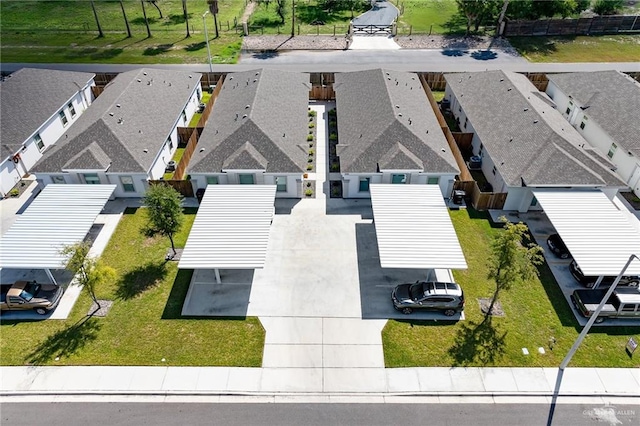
{"left": 396, "top": 0, "right": 462, "bottom": 35}
{"left": 0, "top": 0, "right": 246, "bottom": 64}
{"left": 0, "top": 207, "right": 265, "bottom": 366}
{"left": 188, "top": 92, "right": 212, "bottom": 127}
{"left": 508, "top": 35, "right": 640, "bottom": 63}
{"left": 382, "top": 209, "right": 640, "bottom": 368}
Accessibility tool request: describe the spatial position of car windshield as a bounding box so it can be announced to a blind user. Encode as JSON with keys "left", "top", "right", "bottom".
{"left": 409, "top": 283, "right": 425, "bottom": 300}
{"left": 19, "top": 282, "right": 40, "bottom": 302}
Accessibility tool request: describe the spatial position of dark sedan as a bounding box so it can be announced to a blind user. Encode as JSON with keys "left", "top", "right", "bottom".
{"left": 546, "top": 233, "right": 570, "bottom": 259}
{"left": 570, "top": 260, "right": 640, "bottom": 288}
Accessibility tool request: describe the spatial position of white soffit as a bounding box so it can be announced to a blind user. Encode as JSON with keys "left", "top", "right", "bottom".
{"left": 179, "top": 185, "right": 276, "bottom": 269}
{"left": 533, "top": 190, "right": 640, "bottom": 276}
{"left": 0, "top": 184, "right": 116, "bottom": 269}
{"left": 370, "top": 184, "right": 467, "bottom": 270}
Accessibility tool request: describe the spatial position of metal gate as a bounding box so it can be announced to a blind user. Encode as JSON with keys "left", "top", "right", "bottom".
{"left": 352, "top": 24, "right": 392, "bottom": 35}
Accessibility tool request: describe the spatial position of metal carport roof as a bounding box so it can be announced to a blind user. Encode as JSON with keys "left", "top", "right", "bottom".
{"left": 178, "top": 185, "right": 276, "bottom": 270}
{"left": 533, "top": 190, "right": 640, "bottom": 276}
{"left": 0, "top": 184, "right": 116, "bottom": 269}
{"left": 370, "top": 184, "right": 467, "bottom": 270}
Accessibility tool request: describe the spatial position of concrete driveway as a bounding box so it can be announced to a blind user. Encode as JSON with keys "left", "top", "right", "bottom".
{"left": 352, "top": 0, "right": 399, "bottom": 27}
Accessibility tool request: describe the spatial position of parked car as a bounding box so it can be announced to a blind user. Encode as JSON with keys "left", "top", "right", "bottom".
{"left": 391, "top": 281, "right": 464, "bottom": 316}
{"left": 0, "top": 281, "right": 63, "bottom": 315}
{"left": 571, "top": 288, "right": 640, "bottom": 323}
{"left": 546, "top": 233, "right": 570, "bottom": 259}
{"left": 570, "top": 260, "right": 640, "bottom": 288}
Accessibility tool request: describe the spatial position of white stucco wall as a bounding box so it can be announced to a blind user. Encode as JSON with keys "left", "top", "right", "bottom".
{"left": 1, "top": 84, "right": 94, "bottom": 196}
{"left": 190, "top": 171, "right": 302, "bottom": 198}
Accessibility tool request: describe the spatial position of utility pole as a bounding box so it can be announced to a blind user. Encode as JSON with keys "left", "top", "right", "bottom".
{"left": 203, "top": 11, "right": 213, "bottom": 73}
{"left": 291, "top": 0, "right": 296, "bottom": 37}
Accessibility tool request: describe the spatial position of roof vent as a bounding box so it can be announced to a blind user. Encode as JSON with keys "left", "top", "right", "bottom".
{"left": 143, "top": 149, "right": 148, "bottom": 153}
{"left": 229, "top": 76, "right": 233, "bottom": 80}
{"left": 395, "top": 105, "right": 400, "bottom": 108}
{"left": 189, "top": 75, "right": 192, "bottom": 78}
{"left": 116, "top": 104, "right": 121, "bottom": 108}
{"left": 136, "top": 79, "right": 141, "bottom": 82}
{"left": 143, "top": 72, "right": 147, "bottom": 76}
{"left": 441, "top": 148, "right": 446, "bottom": 152}
{"left": 507, "top": 88, "right": 512, "bottom": 91}
{"left": 199, "top": 148, "right": 205, "bottom": 153}
{"left": 523, "top": 108, "right": 528, "bottom": 111}
{"left": 245, "top": 105, "right": 250, "bottom": 109}
{"left": 255, "top": 72, "right": 259, "bottom": 76}
{"left": 500, "top": 78, "right": 504, "bottom": 82}
{"left": 117, "top": 118, "right": 124, "bottom": 124}
{"left": 242, "top": 114, "right": 247, "bottom": 119}
{"left": 109, "top": 112, "right": 114, "bottom": 116}
{"left": 398, "top": 113, "right": 402, "bottom": 117}
{"left": 147, "top": 81, "right": 151, "bottom": 85}
{"left": 168, "top": 82, "right": 172, "bottom": 86}
{"left": 533, "top": 120, "right": 539, "bottom": 123}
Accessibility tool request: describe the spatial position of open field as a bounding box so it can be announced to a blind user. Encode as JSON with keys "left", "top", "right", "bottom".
{"left": 382, "top": 209, "right": 640, "bottom": 368}
{"left": 509, "top": 35, "right": 640, "bottom": 63}
{"left": 0, "top": 207, "right": 265, "bottom": 366}
{"left": 396, "top": 0, "right": 462, "bottom": 35}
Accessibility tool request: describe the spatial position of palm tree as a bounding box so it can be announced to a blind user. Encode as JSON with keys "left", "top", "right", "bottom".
{"left": 141, "top": 0, "right": 152, "bottom": 38}
{"left": 120, "top": 0, "right": 132, "bottom": 38}
{"left": 90, "top": 0, "right": 104, "bottom": 38}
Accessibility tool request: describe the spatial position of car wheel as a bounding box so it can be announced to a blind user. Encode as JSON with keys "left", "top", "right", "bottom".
{"left": 402, "top": 307, "right": 412, "bottom": 314}
{"left": 561, "top": 253, "right": 569, "bottom": 259}
{"left": 443, "top": 309, "right": 455, "bottom": 316}
{"left": 594, "top": 317, "right": 605, "bottom": 324}
{"left": 34, "top": 308, "right": 47, "bottom": 315}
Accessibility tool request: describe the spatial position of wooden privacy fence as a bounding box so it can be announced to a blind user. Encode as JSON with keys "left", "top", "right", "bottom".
{"left": 453, "top": 180, "right": 508, "bottom": 211}
{"left": 504, "top": 15, "right": 640, "bottom": 37}
{"left": 451, "top": 132, "right": 474, "bottom": 153}
{"left": 310, "top": 73, "right": 335, "bottom": 100}
{"left": 197, "top": 74, "right": 224, "bottom": 128}
{"left": 148, "top": 180, "right": 194, "bottom": 198}
{"left": 418, "top": 72, "right": 448, "bottom": 91}
{"left": 420, "top": 75, "right": 472, "bottom": 182}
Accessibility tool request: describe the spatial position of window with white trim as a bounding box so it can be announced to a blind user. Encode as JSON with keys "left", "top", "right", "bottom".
{"left": 359, "top": 178, "right": 370, "bottom": 192}
{"left": 59, "top": 110, "right": 68, "bottom": 126}
{"left": 68, "top": 102, "right": 76, "bottom": 118}
{"left": 580, "top": 116, "right": 588, "bottom": 130}
{"left": 275, "top": 176, "right": 287, "bottom": 192}
{"left": 83, "top": 173, "right": 100, "bottom": 185}
{"left": 427, "top": 176, "right": 440, "bottom": 185}
{"left": 607, "top": 143, "right": 617, "bottom": 159}
{"left": 120, "top": 176, "right": 135, "bottom": 192}
{"left": 206, "top": 176, "right": 218, "bottom": 184}
{"left": 34, "top": 133, "right": 45, "bottom": 152}
{"left": 391, "top": 174, "right": 407, "bottom": 184}
{"left": 239, "top": 174, "right": 254, "bottom": 184}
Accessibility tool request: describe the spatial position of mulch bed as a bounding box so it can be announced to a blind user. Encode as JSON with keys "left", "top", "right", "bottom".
{"left": 478, "top": 298, "right": 505, "bottom": 317}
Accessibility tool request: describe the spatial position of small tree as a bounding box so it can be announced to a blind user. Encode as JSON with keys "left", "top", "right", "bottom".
{"left": 61, "top": 242, "right": 116, "bottom": 311}
{"left": 593, "top": 0, "right": 624, "bottom": 15}
{"left": 142, "top": 183, "right": 184, "bottom": 257}
{"left": 485, "top": 217, "right": 543, "bottom": 318}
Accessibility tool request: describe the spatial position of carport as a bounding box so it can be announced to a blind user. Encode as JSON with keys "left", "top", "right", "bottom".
{"left": 178, "top": 185, "right": 277, "bottom": 283}
{"left": 369, "top": 184, "right": 467, "bottom": 271}
{"left": 533, "top": 190, "right": 640, "bottom": 281}
{"left": 0, "top": 184, "right": 116, "bottom": 284}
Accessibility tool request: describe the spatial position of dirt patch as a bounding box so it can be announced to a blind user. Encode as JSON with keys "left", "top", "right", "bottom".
{"left": 478, "top": 298, "right": 505, "bottom": 317}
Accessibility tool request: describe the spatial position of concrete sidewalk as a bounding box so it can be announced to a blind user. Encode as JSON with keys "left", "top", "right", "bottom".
{"left": 1, "top": 366, "right": 638, "bottom": 400}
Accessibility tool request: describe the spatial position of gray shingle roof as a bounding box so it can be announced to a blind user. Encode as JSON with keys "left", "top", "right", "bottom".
{"left": 334, "top": 68, "right": 458, "bottom": 174}
{"left": 546, "top": 70, "right": 640, "bottom": 157}
{"left": 32, "top": 68, "right": 201, "bottom": 174}
{"left": 188, "top": 69, "right": 311, "bottom": 174}
{"left": 444, "top": 70, "right": 624, "bottom": 188}
{"left": 0, "top": 68, "right": 95, "bottom": 159}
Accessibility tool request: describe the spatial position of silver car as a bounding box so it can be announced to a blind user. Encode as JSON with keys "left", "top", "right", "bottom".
{"left": 391, "top": 281, "right": 465, "bottom": 315}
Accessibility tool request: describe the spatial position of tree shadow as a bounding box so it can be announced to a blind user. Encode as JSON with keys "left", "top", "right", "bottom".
{"left": 470, "top": 49, "right": 498, "bottom": 60}
{"left": 25, "top": 317, "right": 101, "bottom": 365}
{"left": 164, "top": 13, "right": 189, "bottom": 26}
{"left": 448, "top": 317, "right": 507, "bottom": 366}
{"left": 507, "top": 36, "right": 561, "bottom": 57}
{"left": 441, "top": 49, "right": 468, "bottom": 57}
{"left": 131, "top": 17, "right": 158, "bottom": 26}
{"left": 184, "top": 41, "right": 206, "bottom": 51}
{"left": 116, "top": 260, "right": 168, "bottom": 300}
{"left": 143, "top": 44, "right": 173, "bottom": 56}
{"left": 90, "top": 48, "right": 124, "bottom": 60}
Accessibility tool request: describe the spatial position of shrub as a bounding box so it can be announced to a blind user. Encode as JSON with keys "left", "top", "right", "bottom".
{"left": 309, "top": 122, "right": 315, "bottom": 128}
{"left": 308, "top": 158, "right": 313, "bottom": 163}
{"left": 329, "top": 133, "right": 338, "bottom": 141}
{"left": 307, "top": 134, "right": 314, "bottom": 141}
{"left": 306, "top": 181, "right": 312, "bottom": 188}
{"left": 8, "top": 188, "right": 19, "bottom": 197}
{"left": 309, "top": 142, "right": 314, "bottom": 148}
{"left": 330, "top": 163, "right": 339, "bottom": 172}
{"left": 308, "top": 149, "right": 315, "bottom": 155}
{"left": 328, "top": 109, "right": 337, "bottom": 117}
{"left": 593, "top": 0, "right": 624, "bottom": 15}
{"left": 305, "top": 189, "right": 313, "bottom": 197}
{"left": 308, "top": 110, "right": 317, "bottom": 117}
{"left": 306, "top": 164, "right": 313, "bottom": 170}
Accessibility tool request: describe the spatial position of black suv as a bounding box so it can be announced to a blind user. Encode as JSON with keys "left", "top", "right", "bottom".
{"left": 570, "top": 260, "right": 640, "bottom": 288}
{"left": 546, "top": 233, "right": 570, "bottom": 259}
{"left": 391, "top": 281, "right": 465, "bottom": 316}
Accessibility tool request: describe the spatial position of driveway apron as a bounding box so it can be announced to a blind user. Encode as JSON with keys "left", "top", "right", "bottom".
{"left": 249, "top": 103, "right": 387, "bottom": 388}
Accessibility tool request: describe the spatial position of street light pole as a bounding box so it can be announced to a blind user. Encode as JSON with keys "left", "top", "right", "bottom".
{"left": 202, "top": 11, "right": 213, "bottom": 73}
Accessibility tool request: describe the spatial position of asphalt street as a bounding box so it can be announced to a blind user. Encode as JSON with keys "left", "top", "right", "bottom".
{"left": 2, "top": 402, "right": 638, "bottom": 426}
{"left": 352, "top": 0, "right": 399, "bottom": 26}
